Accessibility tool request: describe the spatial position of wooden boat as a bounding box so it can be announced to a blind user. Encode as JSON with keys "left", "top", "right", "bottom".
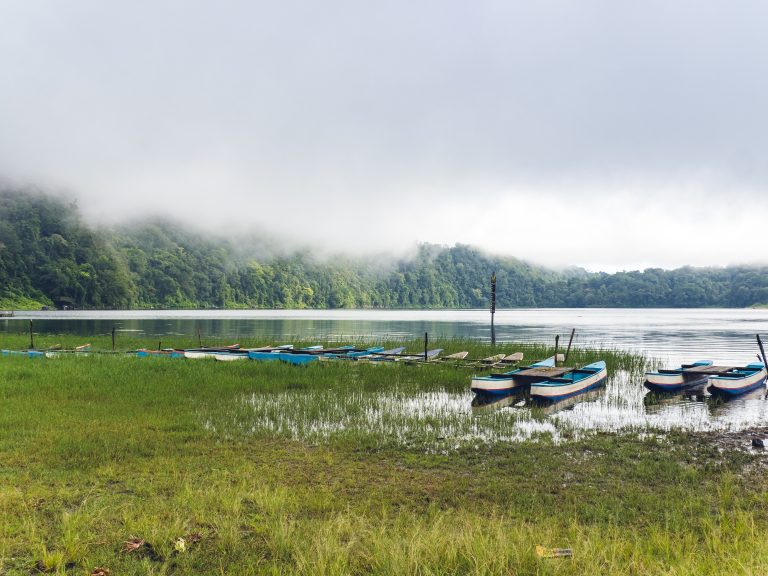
{"left": 185, "top": 344, "right": 274, "bottom": 359}
{"left": 500, "top": 352, "right": 524, "bottom": 365}
{"left": 708, "top": 363, "right": 767, "bottom": 396}
{"left": 470, "top": 357, "right": 556, "bottom": 396}
{"left": 366, "top": 347, "right": 408, "bottom": 361}
{"left": 136, "top": 349, "right": 185, "bottom": 358}
{"left": 249, "top": 345, "right": 353, "bottom": 365}
{"left": 529, "top": 360, "right": 607, "bottom": 401}
{"left": 438, "top": 351, "right": 470, "bottom": 362}
{"left": 45, "top": 344, "right": 91, "bottom": 358}
{"left": 321, "top": 346, "right": 386, "bottom": 359}
{"left": 2, "top": 349, "right": 44, "bottom": 358}
{"left": 399, "top": 348, "right": 443, "bottom": 363}
{"left": 214, "top": 353, "right": 248, "bottom": 361}
{"left": 644, "top": 360, "right": 713, "bottom": 392}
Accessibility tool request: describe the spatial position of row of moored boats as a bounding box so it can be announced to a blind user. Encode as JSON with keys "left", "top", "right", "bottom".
{"left": 644, "top": 360, "right": 767, "bottom": 396}
{"left": 471, "top": 357, "right": 608, "bottom": 401}
{"left": 470, "top": 355, "right": 768, "bottom": 402}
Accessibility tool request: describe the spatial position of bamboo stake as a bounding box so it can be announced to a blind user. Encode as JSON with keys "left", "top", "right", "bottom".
{"left": 564, "top": 328, "right": 576, "bottom": 364}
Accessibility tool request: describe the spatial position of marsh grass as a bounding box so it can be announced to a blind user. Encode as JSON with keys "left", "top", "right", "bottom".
{"left": 1, "top": 335, "right": 767, "bottom": 574}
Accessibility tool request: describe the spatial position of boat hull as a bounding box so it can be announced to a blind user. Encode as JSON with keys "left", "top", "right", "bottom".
{"left": 708, "top": 367, "right": 767, "bottom": 396}
{"left": 247, "top": 351, "right": 318, "bottom": 365}
{"left": 644, "top": 361, "right": 713, "bottom": 392}
{"left": 644, "top": 372, "right": 710, "bottom": 392}
{"left": 470, "top": 374, "right": 525, "bottom": 395}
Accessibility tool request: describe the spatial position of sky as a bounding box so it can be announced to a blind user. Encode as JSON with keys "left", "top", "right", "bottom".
{"left": 1, "top": 1, "right": 767, "bottom": 272}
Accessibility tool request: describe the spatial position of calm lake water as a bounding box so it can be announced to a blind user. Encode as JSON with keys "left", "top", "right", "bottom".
{"left": 3, "top": 308, "right": 767, "bottom": 365}
{"left": 5, "top": 308, "right": 768, "bottom": 441}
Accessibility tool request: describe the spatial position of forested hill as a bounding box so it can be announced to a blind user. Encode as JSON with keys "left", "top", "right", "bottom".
{"left": 1, "top": 189, "right": 768, "bottom": 310}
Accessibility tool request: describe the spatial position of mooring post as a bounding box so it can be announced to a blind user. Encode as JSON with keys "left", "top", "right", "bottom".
{"left": 158, "top": 340, "right": 162, "bottom": 351}
{"left": 490, "top": 271, "right": 497, "bottom": 347}
{"left": 758, "top": 334, "right": 768, "bottom": 368}
{"left": 424, "top": 332, "right": 428, "bottom": 362}
{"left": 564, "top": 328, "right": 576, "bottom": 364}
{"left": 112, "top": 326, "right": 116, "bottom": 351}
{"left": 554, "top": 334, "right": 560, "bottom": 367}
{"left": 197, "top": 327, "right": 202, "bottom": 348}
{"left": 29, "top": 320, "right": 34, "bottom": 350}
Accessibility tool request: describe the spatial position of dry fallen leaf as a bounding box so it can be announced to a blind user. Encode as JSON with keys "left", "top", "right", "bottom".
{"left": 122, "top": 538, "right": 145, "bottom": 553}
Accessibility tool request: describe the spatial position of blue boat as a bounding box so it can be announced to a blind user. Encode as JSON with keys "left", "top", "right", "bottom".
{"left": 470, "top": 357, "right": 556, "bottom": 396}
{"left": 323, "top": 346, "right": 386, "bottom": 359}
{"left": 708, "top": 363, "right": 767, "bottom": 396}
{"left": 2, "top": 349, "right": 45, "bottom": 358}
{"left": 644, "top": 360, "right": 713, "bottom": 392}
{"left": 529, "top": 360, "right": 608, "bottom": 401}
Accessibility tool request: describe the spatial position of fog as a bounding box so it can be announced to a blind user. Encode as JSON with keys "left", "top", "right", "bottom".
{"left": 1, "top": 1, "right": 766, "bottom": 271}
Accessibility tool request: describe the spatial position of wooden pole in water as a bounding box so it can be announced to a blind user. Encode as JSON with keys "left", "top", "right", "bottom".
{"left": 158, "top": 340, "right": 162, "bottom": 352}
{"left": 197, "top": 328, "right": 202, "bottom": 348}
{"left": 29, "top": 320, "right": 34, "bottom": 350}
{"left": 553, "top": 334, "right": 560, "bottom": 367}
{"left": 757, "top": 334, "right": 768, "bottom": 369}
{"left": 490, "top": 271, "right": 497, "bottom": 347}
{"left": 111, "top": 326, "right": 116, "bottom": 351}
{"left": 564, "top": 328, "right": 576, "bottom": 364}
{"left": 424, "top": 332, "right": 428, "bottom": 362}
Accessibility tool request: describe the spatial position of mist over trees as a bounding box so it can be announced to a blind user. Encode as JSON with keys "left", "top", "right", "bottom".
{"left": 1, "top": 188, "right": 767, "bottom": 310}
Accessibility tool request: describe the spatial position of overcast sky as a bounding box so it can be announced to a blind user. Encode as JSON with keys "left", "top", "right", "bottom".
{"left": 1, "top": 1, "right": 767, "bottom": 271}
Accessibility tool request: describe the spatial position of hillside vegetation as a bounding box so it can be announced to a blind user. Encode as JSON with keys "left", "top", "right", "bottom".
{"left": 1, "top": 188, "right": 767, "bottom": 309}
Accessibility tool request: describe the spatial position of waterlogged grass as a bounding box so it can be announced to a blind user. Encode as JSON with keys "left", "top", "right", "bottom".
{"left": 1, "top": 337, "right": 768, "bottom": 574}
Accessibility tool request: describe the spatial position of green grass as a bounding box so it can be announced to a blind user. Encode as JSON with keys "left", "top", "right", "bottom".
{"left": 0, "top": 336, "right": 766, "bottom": 574}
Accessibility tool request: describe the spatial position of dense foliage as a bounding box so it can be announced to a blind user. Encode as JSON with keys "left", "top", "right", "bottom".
{"left": 2, "top": 188, "right": 767, "bottom": 309}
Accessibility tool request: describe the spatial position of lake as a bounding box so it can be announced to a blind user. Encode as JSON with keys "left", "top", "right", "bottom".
{"left": 3, "top": 308, "right": 768, "bottom": 440}
{"left": 3, "top": 308, "right": 767, "bottom": 366}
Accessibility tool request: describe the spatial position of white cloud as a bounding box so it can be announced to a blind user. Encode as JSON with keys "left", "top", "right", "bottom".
{"left": 1, "top": 0, "right": 767, "bottom": 270}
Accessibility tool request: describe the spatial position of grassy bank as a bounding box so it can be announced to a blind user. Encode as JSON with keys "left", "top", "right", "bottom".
{"left": 1, "top": 337, "right": 766, "bottom": 575}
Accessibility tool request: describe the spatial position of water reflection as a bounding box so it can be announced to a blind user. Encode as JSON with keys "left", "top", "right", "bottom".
{"left": 470, "top": 390, "right": 526, "bottom": 414}
{"left": 4, "top": 308, "right": 768, "bottom": 365}
{"left": 531, "top": 389, "right": 606, "bottom": 416}
{"left": 209, "top": 369, "right": 768, "bottom": 449}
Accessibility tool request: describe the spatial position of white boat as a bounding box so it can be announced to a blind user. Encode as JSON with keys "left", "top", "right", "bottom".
{"left": 644, "top": 360, "right": 713, "bottom": 392}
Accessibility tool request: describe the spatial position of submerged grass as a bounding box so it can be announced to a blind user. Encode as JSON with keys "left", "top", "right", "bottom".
{"left": 0, "top": 335, "right": 766, "bottom": 574}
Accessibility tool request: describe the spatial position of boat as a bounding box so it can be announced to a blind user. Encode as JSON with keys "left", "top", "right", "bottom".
{"left": 185, "top": 344, "right": 275, "bottom": 359}
{"left": 529, "top": 360, "right": 607, "bottom": 401}
{"left": 248, "top": 345, "right": 354, "bottom": 365}
{"left": 436, "top": 351, "right": 470, "bottom": 363}
{"left": 45, "top": 344, "right": 91, "bottom": 358}
{"left": 398, "top": 348, "right": 444, "bottom": 363}
{"left": 1, "top": 349, "right": 44, "bottom": 358}
{"left": 708, "top": 363, "right": 767, "bottom": 396}
{"left": 321, "top": 346, "right": 386, "bottom": 360}
{"left": 470, "top": 390, "right": 526, "bottom": 413}
{"left": 470, "top": 357, "right": 556, "bottom": 396}
{"left": 136, "top": 349, "right": 186, "bottom": 358}
{"left": 644, "top": 360, "right": 713, "bottom": 392}
{"left": 214, "top": 353, "right": 249, "bottom": 362}
{"left": 365, "top": 347, "right": 408, "bottom": 361}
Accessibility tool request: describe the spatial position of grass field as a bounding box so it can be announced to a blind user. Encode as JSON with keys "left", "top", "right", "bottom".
{"left": 1, "top": 336, "right": 767, "bottom": 575}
